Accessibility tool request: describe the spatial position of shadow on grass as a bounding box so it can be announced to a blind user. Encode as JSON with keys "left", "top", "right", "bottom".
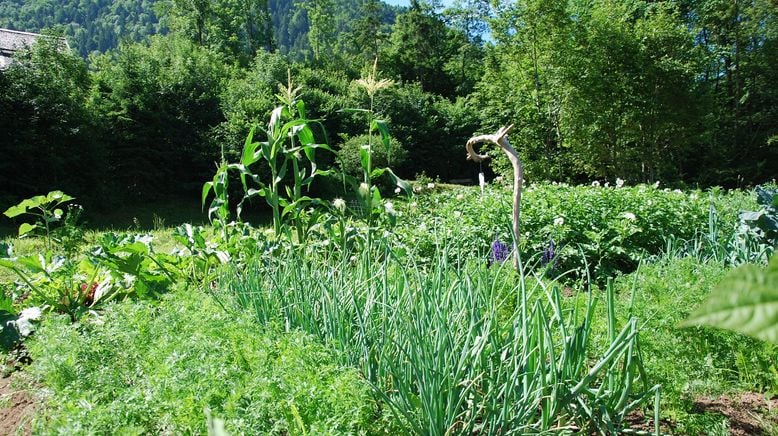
{"left": 0, "top": 198, "right": 272, "bottom": 238}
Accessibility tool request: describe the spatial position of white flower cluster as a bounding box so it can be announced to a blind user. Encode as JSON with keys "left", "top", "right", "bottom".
{"left": 12, "top": 307, "right": 42, "bottom": 337}
{"left": 332, "top": 198, "right": 346, "bottom": 213}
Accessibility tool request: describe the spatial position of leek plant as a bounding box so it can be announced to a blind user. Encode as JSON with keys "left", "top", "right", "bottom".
{"left": 219, "top": 240, "right": 660, "bottom": 434}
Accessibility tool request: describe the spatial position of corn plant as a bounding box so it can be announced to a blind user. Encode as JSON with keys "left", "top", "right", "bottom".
{"left": 345, "top": 60, "right": 410, "bottom": 244}
{"left": 204, "top": 73, "right": 333, "bottom": 244}
{"left": 219, "top": 240, "right": 660, "bottom": 434}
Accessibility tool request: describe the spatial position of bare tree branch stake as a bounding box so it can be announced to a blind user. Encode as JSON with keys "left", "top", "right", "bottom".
{"left": 466, "top": 125, "right": 522, "bottom": 269}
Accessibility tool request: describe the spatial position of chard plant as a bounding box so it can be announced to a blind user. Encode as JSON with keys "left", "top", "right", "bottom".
{"left": 0, "top": 240, "right": 112, "bottom": 320}
{"left": 1, "top": 193, "right": 178, "bottom": 321}
{"left": 1, "top": 192, "right": 107, "bottom": 319}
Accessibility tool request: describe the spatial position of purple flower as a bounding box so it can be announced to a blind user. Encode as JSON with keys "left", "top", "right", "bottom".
{"left": 491, "top": 239, "right": 510, "bottom": 264}
{"left": 541, "top": 239, "right": 556, "bottom": 265}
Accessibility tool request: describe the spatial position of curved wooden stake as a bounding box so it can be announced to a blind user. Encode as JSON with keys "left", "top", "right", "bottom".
{"left": 466, "top": 124, "right": 522, "bottom": 269}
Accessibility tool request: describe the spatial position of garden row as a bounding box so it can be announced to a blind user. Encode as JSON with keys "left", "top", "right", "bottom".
{"left": 2, "top": 180, "right": 776, "bottom": 433}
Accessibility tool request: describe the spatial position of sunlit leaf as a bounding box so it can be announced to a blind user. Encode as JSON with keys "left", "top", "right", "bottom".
{"left": 370, "top": 119, "right": 391, "bottom": 149}
{"left": 297, "top": 125, "right": 315, "bottom": 146}
{"left": 16, "top": 255, "right": 45, "bottom": 273}
{"left": 18, "top": 223, "right": 36, "bottom": 237}
{"left": 385, "top": 168, "right": 412, "bottom": 194}
{"left": 359, "top": 145, "right": 370, "bottom": 173}
{"left": 47, "top": 191, "right": 74, "bottom": 203}
{"left": 3, "top": 204, "right": 28, "bottom": 218}
{"left": 682, "top": 255, "right": 778, "bottom": 343}
{"left": 202, "top": 182, "right": 214, "bottom": 209}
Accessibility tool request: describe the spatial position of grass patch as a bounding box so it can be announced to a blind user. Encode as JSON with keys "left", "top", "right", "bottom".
{"left": 604, "top": 257, "right": 778, "bottom": 433}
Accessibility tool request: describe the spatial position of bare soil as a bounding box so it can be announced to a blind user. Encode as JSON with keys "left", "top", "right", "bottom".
{"left": 692, "top": 392, "right": 778, "bottom": 436}
{"left": 0, "top": 374, "right": 35, "bottom": 435}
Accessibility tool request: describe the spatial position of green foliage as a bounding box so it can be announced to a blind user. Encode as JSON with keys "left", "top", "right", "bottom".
{"left": 3, "top": 0, "right": 774, "bottom": 208}
{"left": 216, "top": 51, "right": 290, "bottom": 159}
{"left": 160, "top": 0, "right": 272, "bottom": 64}
{"left": 205, "top": 75, "right": 336, "bottom": 243}
{"left": 606, "top": 257, "right": 778, "bottom": 433}
{"left": 222, "top": 239, "right": 659, "bottom": 434}
{"left": 0, "top": 0, "right": 164, "bottom": 57}
{"left": 382, "top": 2, "right": 477, "bottom": 97}
{"left": 682, "top": 255, "right": 778, "bottom": 343}
{"left": 89, "top": 35, "right": 230, "bottom": 201}
{"left": 661, "top": 185, "right": 777, "bottom": 266}
{"left": 373, "top": 84, "right": 480, "bottom": 180}
{"left": 89, "top": 232, "right": 175, "bottom": 299}
{"left": 393, "top": 183, "right": 753, "bottom": 280}
{"left": 739, "top": 186, "right": 778, "bottom": 248}
{"left": 0, "top": 192, "right": 113, "bottom": 320}
{"left": 0, "top": 37, "right": 102, "bottom": 205}
{"left": 298, "top": 0, "right": 336, "bottom": 62}
{"left": 1, "top": 193, "right": 181, "bottom": 322}
{"left": 479, "top": 0, "right": 777, "bottom": 185}
{"left": 338, "top": 133, "right": 407, "bottom": 179}
{"left": 3, "top": 191, "right": 74, "bottom": 250}
{"left": 0, "top": 247, "right": 108, "bottom": 321}
{"left": 27, "top": 289, "right": 384, "bottom": 434}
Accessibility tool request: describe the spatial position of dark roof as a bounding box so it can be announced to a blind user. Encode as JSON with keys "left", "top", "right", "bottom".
{"left": 0, "top": 28, "right": 69, "bottom": 69}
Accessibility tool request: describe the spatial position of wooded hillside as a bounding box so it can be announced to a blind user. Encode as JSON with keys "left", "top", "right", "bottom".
{"left": 0, "top": 0, "right": 775, "bottom": 210}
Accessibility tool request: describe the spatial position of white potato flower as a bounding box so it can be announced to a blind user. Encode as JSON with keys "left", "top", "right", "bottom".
{"left": 333, "top": 198, "right": 346, "bottom": 213}
{"left": 359, "top": 183, "right": 370, "bottom": 197}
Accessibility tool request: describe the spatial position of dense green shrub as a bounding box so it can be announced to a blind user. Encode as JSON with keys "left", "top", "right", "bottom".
{"left": 0, "top": 37, "right": 103, "bottom": 207}
{"left": 27, "top": 290, "right": 385, "bottom": 434}
{"left": 89, "top": 35, "right": 230, "bottom": 201}
{"left": 373, "top": 83, "right": 480, "bottom": 180}
{"left": 216, "top": 51, "right": 290, "bottom": 161}
{"left": 393, "top": 183, "right": 754, "bottom": 279}
{"left": 338, "top": 133, "right": 407, "bottom": 179}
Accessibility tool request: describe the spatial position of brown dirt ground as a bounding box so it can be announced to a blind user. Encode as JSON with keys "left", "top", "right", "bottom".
{"left": 692, "top": 392, "right": 778, "bottom": 436}
{"left": 0, "top": 374, "right": 35, "bottom": 436}
{"left": 621, "top": 392, "right": 778, "bottom": 435}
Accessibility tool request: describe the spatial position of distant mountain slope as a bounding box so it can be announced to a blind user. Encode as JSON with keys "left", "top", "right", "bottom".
{"left": 0, "top": 0, "right": 401, "bottom": 57}
{"left": 0, "top": 0, "right": 163, "bottom": 57}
